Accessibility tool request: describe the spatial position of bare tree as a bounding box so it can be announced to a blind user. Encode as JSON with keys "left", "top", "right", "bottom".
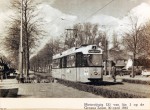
{"left": 64, "top": 22, "right": 102, "bottom": 48}
{"left": 123, "top": 15, "right": 146, "bottom": 77}
{"left": 4, "top": 0, "right": 44, "bottom": 77}
{"left": 112, "top": 32, "right": 120, "bottom": 48}
{"left": 142, "top": 21, "right": 150, "bottom": 58}
{"left": 30, "top": 38, "right": 62, "bottom": 73}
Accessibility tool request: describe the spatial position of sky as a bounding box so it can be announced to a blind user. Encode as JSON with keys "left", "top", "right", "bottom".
{"left": 0, "top": 0, "right": 150, "bottom": 57}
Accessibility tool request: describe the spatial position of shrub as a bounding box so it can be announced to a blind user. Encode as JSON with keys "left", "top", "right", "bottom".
{"left": 57, "top": 79, "right": 146, "bottom": 98}
{"left": 122, "top": 79, "right": 150, "bottom": 85}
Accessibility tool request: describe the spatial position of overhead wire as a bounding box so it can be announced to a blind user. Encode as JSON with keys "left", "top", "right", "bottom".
{"left": 84, "top": 0, "right": 115, "bottom": 22}
{"left": 48, "top": 0, "right": 116, "bottom": 29}
{"left": 49, "top": 0, "right": 115, "bottom": 24}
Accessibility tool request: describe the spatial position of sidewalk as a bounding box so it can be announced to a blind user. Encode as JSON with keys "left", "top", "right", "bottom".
{"left": 0, "top": 78, "right": 103, "bottom": 98}
{"left": 117, "top": 75, "right": 150, "bottom": 81}
{"left": 0, "top": 79, "right": 18, "bottom": 85}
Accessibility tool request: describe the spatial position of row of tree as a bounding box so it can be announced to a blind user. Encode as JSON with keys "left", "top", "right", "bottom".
{"left": 29, "top": 22, "right": 114, "bottom": 73}
{"left": 30, "top": 16, "right": 150, "bottom": 75}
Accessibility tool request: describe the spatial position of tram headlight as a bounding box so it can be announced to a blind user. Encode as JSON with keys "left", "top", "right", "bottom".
{"left": 94, "top": 71, "right": 98, "bottom": 75}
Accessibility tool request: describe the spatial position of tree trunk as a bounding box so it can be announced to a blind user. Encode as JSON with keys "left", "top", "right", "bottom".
{"left": 25, "top": 40, "right": 29, "bottom": 77}
{"left": 23, "top": 49, "right": 26, "bottom": 76}
{"left": 24, "top": 0, "right": 29, "bottom": 78}
{"left": 131, "top": 53, "right": 135, "bottom": 78}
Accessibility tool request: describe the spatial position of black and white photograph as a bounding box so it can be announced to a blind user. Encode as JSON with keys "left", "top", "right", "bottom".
{"left": 0, "top": 0, "right": 150, "bottom": 109}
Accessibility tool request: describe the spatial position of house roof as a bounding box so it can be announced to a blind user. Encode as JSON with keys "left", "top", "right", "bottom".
{"left": 115, "top": 60, "right": 126, "bottom": 67}
{"left": 108, "top": 48, "right": 129, "bottom": 61}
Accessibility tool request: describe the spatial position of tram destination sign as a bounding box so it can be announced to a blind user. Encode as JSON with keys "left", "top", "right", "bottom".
{"left": 88, "top": 50, "right": 101, "bottom": 53}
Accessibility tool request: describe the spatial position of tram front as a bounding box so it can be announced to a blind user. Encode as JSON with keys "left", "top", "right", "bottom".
{"left": 76, "top": 45, "right": 103, "bottom": 82}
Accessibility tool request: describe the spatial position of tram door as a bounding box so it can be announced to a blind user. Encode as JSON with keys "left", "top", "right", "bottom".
{"left": 76, "top": 53, "right": 86, "bottom": 82}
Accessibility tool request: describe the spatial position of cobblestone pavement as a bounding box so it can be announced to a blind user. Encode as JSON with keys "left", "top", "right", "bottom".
{"left": 0, "top": 79, "right": 103, "bottom": 98}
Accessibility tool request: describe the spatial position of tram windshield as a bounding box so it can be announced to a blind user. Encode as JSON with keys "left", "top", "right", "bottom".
{"left": 86, "top": 54, "right": 102, "bottom": 66}
{"left": 76, "top": 53, "right": 102, "bottom": 67}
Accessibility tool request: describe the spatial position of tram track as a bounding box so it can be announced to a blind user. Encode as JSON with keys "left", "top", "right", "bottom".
{"left": 57, "top": 79, "right": 150, "bottom": 98}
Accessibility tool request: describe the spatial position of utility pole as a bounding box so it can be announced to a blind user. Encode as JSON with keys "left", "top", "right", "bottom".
{"left": 105, "top": 38, "right": 108, "bottom": 76}
{"left": 19, "top": 0, "right": 24, "bottom": 83}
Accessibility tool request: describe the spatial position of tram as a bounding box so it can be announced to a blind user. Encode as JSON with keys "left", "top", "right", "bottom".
{"left": 52, "top": 45, "right": 104, "bottom": 82}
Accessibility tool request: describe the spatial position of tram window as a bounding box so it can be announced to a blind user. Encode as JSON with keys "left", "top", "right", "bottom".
{"left": 82, "top": 55, "right": 88, "bottom": 66}
{"left": 87, "top": 54, "right": 102, "bottom": 66}
{"left": 76, "top": 53, "right": 88, "bottom": 67}
{"left": 76, "top": 53, "right": 102, "bottom": 67}
{"left": 62, "top": 57, "right": 67, "bottom": 68}
{"left": 67, "top": 55, "right": 75, "bottom": 67}
{"left": 76, "top": 53, "right": 83, "bottom": 67}
{"left": 60, "top": 58, "right": 62, "bottom": 68}
{"left": 52, "top": 59, "right": 60, "bottom": 68}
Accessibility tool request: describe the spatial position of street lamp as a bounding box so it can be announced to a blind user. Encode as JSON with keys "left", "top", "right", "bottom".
{"left": 19, "top": 0, "right": 24, "bottom": 83}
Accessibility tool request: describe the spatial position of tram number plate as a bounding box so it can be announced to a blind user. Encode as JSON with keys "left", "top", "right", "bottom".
{"left": 88, "top": 50, "right": 100, "bottom": 53}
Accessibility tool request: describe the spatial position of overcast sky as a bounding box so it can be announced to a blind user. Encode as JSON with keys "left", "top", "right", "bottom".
{"left": 0, "top": 0, "right": 150, "bottom": 56}
{"left": 51, "top": 0, "right": 150, "bottom": 19}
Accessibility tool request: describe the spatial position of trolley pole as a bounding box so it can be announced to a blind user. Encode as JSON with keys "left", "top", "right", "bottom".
{"left": 66, "top": 29, "right": 78, "bottom": 47}
{"left": 19, "top": 0, "right": 24, "bottom": 83}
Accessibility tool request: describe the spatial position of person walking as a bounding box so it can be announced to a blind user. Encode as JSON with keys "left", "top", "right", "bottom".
{"left": 0, "top": 73, "right": 3, "bottom": 82}
{"left": 0, "top": 65, "right": 4, "bottom": 82}
{"left": 111, "top": 62, "right": 116, "bottom": 82}
{"left": 16, "top": 74, "right": 20, "bottom": 83}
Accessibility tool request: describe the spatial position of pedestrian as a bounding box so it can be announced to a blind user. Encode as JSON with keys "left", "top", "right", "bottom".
{"left": 0, "top": 73, "right": 3, "bottom": 82}
{"left": 111, "top": 62, "right": 116, "bottom": 82}
{"left": 16, "top": 74, "right": 20, "bottom": 83}
{"left": 0, "top": 65, "right": 4, "bottom": 82}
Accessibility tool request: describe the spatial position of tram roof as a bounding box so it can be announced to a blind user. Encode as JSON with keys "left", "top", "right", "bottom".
{"left": 53, "top": 45, "right": 103, "bottom": 59}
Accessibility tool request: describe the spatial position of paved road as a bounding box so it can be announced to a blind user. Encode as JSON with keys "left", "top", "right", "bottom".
{"left": 0, "top": 79, "right": 103, "bottom": 98}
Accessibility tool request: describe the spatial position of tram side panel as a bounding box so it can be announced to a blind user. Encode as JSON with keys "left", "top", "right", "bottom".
{"left": 77, "top": 67, "right": 89, "bottom": 82}
{"left": 52, "top": 59, "right": 62, "bottom": 79}
{"left": 52, "top": 66, "right": 103, "bottom": 82}
{"left": 63, "top": 55, "right": 77, "bottom": 81}
{"left": 63, "top": 68, "right": 77, "bottom": 81}
{"left": 52, "top": 68, "right": 61, "bottom": 79}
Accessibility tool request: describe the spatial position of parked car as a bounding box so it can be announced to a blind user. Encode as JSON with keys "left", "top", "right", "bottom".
{"left": 141, "top": 68, "right": 150, "bottom": 77}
